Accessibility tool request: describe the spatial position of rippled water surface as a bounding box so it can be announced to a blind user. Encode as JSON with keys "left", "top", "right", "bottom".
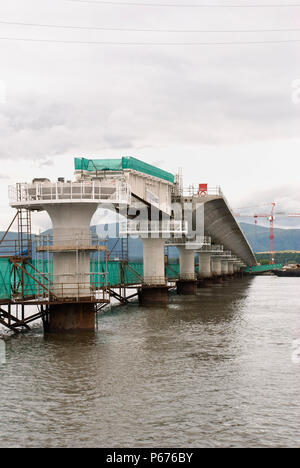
{"left": 0, "top": 276, "right": 300, "bottom": 448}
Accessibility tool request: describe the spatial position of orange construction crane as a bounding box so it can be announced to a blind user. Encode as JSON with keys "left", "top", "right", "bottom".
{"left": 235, "top": 202, "right": 300, "bottom": 264}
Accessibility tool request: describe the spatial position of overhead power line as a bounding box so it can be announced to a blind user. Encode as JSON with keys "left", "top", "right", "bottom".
{"left": 68, "top": 0, "right": 300, "bottom": 7}
{"left": 1, "top": 36, "right": 300, "bottom": 45}
{"left": 1, "top": 20, "right": 300, "bottom": 34}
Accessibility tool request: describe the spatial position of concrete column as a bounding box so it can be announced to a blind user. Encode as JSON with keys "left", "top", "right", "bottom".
{"left": 45, "top": 203, "right": 98, "bottom": 332}
{"left": 177, "top": 246, "right": 195, "bottom": 280}
{"left": 228, "top": 262, "right": 234, "bottom": 275}
{"left": 212, "top": 257, "right": 223, "bottom": 283}
{"left": 142, "top": 238, "right": 165, "bottom": 285}
{"left": 221, "top": 260, "right": 229, "bottom": 276}
{"left": 237, "top": 264, "right": 244, "bottom": 277}
{"left": 212, "top": 257, "right": 222, "bottom": 276}
{"left": 46, "top": 204, "right": 98, "bottom": 298}
{"left": 140, "top": 238, "right": 168, "bottom": 305}
{"left": 198, "top": 252, "right": 212, "bottom": 278}
{"left": 177, "top": 246, "right": 197, "bottom": 295}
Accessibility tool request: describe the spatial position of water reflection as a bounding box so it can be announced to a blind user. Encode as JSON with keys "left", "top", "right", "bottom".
{"left": 0, "top": 277, "right": 299, "bottom": 448}
{"left": 0, "top": 339, "right": 6, "bottom": 365}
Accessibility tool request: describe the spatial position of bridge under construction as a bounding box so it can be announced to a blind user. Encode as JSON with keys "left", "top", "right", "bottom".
{"left": 0, "top": 157, "right": 256, "bottom": 333}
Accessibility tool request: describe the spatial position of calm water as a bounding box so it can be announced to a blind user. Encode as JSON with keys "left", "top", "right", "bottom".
{"left": 0, "top": 276, "right": 299, "bottom": 448}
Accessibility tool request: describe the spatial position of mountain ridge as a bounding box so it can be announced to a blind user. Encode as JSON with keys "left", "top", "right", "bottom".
{"left": 1, "top": 222, "right": 300, "bottom": 255}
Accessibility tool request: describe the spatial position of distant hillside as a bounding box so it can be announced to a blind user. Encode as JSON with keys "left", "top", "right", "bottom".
{"left": 97, "top": 223, "right": 300, "bottom": 255}
{"left": 2, "top": 222, "right": 300, "bottom": 257}
{"left": 240, "top": 222, "right": 300, "bottom": 253}
{"left": 0, "top": 232, "right": 20, "bottom": 241}
{"left": 0, "top": 226, "right": 178, "bottom": 261}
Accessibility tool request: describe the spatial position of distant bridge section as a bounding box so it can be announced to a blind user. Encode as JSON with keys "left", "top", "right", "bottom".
{"left": 175, "top": 186, "right": 257, "bottom": 267}
{"left": 203, "top": 196, "right": 257, "bottom": 267}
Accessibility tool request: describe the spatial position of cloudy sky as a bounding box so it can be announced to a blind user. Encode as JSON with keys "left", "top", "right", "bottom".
{"left": 0, "top": 0, "right": 300, "bottom": 231}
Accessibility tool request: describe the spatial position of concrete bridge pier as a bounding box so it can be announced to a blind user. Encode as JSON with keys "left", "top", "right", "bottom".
{"left": 45, "top": 203, "right": 99, "bottom": 333}
{"left": 239, "top": 263, "right": 245, "bottom": 278}
{"left": 176, "top": 246, "right": 197, "bottom": 295}
{"left": 212, "top": 257, "right": 223, "bottom": 283}
{"left": 234, "top": 262, "right": 242, "bottom": 277}
{"left": 228, "top": 261, "right": 235, "bottom": 276}
{"left": 221, "top": 260, "right": 229, "bottom": 279}
{"left": 140, "top": 238, "right": 168, "bottom": 305}
{"left": 197, "top": 252, "right": 213, "bottom": 286}
{"left": 45, "top": 303, "right": 96, "bottom": 333}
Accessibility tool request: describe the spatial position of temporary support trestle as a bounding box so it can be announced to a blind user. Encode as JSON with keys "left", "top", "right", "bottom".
{"left": 0, "top": 305, "right": 44, "bottom": 333}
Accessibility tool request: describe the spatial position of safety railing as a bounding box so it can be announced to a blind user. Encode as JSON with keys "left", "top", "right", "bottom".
{"left": 211, "top": 250, "right": 232, "bottom": 258}
{"left": 34, "top": 233, "right": 107, "bottom": 253}
{"left": 119, "top": 220, "right": 188, "bottom": 237}
{"left": 181, "top": 185, "right": 223, "bottom": 197}
{"left": 12, "top": 280, "right": 109, "bottom": 303}
{"left": 0, "top": 238, "right": 32, "bottom": 258}
{"left": 167, "top": 236, "right": 211, "bottom": 247}
{"left": 9, "top": 180, "right": 131, "bottom": 206}
{"left": 179, "top": 273, "right": 196, "bottom": 281}
{"left": 197, "top": 244, "right": 224, "bottom": 253}
{"left": 221, "top": 251, "right": 232, "bottom": 258}
{"left": 228, "top": 256, "right": 238, "bottom": 262}
{"left": 142, "top": 276, "right": 166, "bottom": 286}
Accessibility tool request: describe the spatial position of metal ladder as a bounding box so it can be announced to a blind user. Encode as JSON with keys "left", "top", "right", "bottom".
{"left": 17, "top": 209, "right": 32, "bottom": 258}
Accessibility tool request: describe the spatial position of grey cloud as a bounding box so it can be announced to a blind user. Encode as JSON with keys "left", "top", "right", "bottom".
{"left": 0, "top": 2, "right": 299, "bottom": 170}
{"left": 234, "top": 184, "right": 300, "bottom": 229}
{"left": 1, "top": 39, "right": 299, "bottom": 161}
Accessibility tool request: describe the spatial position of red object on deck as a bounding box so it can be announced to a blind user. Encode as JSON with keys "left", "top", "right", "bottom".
{"left": 198, "top": 184, "right": 208, "bottom": 195}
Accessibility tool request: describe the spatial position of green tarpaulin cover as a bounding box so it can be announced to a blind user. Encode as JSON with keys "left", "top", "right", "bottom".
{"left": 74, "top": 157, "right": 174, "bottom": 184}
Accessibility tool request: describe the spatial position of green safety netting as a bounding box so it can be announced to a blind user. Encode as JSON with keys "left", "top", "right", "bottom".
{"left": 11, "top": 260, "right": 51, "bottom": 298}
{"left": 243, "top": 264, "right": 283, "bottom": 273}
{"left": 124, "top": 263, "right": 144, "bottom": 284}
{"left": 0, "top": 258, "right": 11, "bottom": 300}
{"left": 91, "top": 261, "right": 121, "bottom": 287}
{"left": 0, "top": 259, "right": 181, "bottom": 300}
{"left": 165, "top": 263, "right": 180, "bottom": 279}
{"left": 75, "top": 158, "right": 123, "bottom": 172}
{"left": 92, "top": 262, "right": 144, "bottom": 287}
{"left": 74, "top": 156, "right": 175, "bottom": 184}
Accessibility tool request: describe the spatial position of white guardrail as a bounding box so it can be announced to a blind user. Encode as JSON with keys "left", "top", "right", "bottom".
{"left": 167, "top": 236, "right": 211, "bottom": 247}
{"left": 119, "top": 220, "right": 188, "bottom": 236}
{"left": 182, "top": 186, "right": 223, "bottom": 197}
{"left": 9, "top": 181, "right": 131, "bottom": 206}
{"left": 197, "top": 244, "right": 224, "bottom": 253}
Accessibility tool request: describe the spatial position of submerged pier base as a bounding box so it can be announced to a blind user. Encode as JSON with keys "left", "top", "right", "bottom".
{"left": 198, "top": 277, "right": 214, "bottom": 287}
{"left": 177, "top": 279, "right": 197, "bottom": 295}
{"left": 139, "top": 285, "right": 169, "bottom": 306}
{"left": 212, "top": 275, "right": 223, "bottom": 284}
{"left": 46, "top": 303, "right": 96, "bottom": 333}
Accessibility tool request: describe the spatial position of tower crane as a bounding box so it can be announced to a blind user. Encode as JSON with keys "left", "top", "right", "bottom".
{"left": 235, "top": 203, "right": 300, "bottom": 265}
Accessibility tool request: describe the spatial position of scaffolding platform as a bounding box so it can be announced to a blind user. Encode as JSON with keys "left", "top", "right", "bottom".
{"left": 36, "top": 244, "right": 107, "bottom": 252}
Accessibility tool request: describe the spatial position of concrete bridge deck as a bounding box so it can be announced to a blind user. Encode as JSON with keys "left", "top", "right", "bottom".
{"left": 203, "top": 197, "right": 256, "bottom": 266}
